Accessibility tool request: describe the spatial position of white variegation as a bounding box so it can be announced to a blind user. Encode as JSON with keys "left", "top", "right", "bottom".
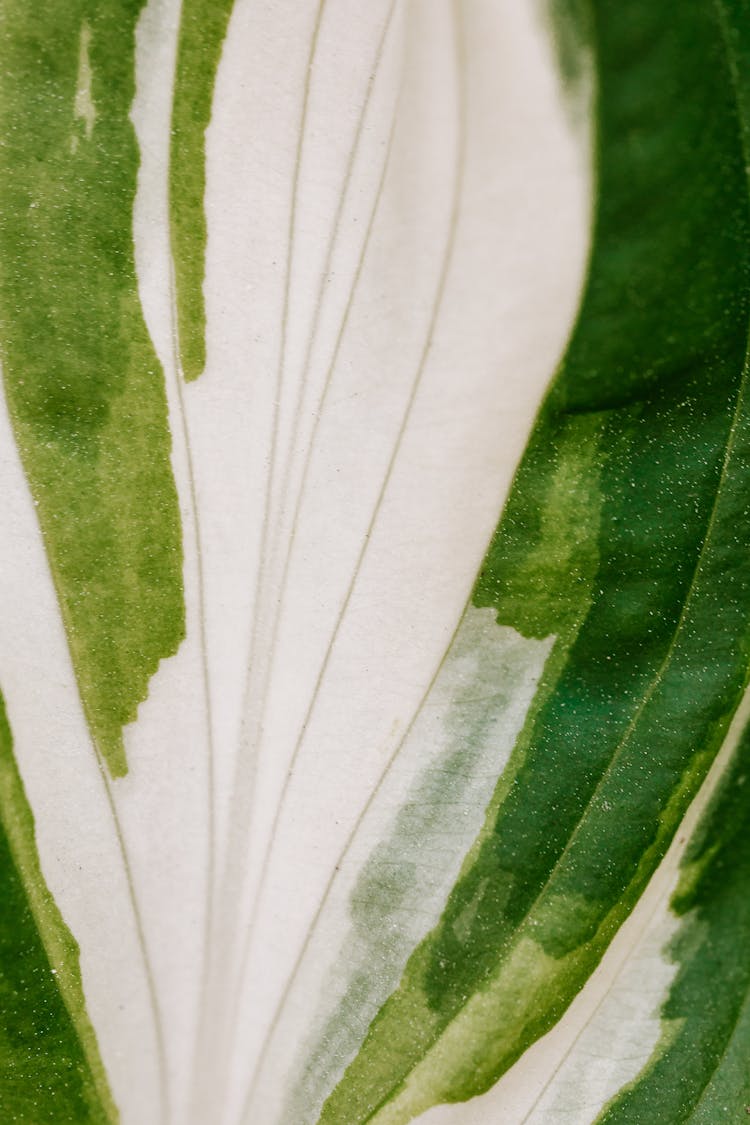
{"left": 73, "top": 23, "right": 97, "bottom": 148}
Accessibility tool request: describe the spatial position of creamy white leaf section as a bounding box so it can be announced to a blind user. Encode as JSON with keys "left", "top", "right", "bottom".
{"left": 520, "top": 914, "right": 681, "bottom": 1125}
{"left": 136, "top": 0, "right": 592, "bottom": 1123}
{"left": 128, "top": 3, "right": 214, "bottom": 1124}
{"left": 412, "top": 688, "right": 750, "bottom": 1125}
{"left": 193, "top": 0, "right": 592, "bottom": 1120}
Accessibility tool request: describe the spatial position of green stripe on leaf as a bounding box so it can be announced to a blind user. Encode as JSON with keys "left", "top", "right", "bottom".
{"left": 169, "top": 0, "right": 235, "bottom": 381}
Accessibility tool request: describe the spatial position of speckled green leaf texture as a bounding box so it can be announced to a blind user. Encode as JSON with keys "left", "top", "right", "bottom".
{"left": 2, "top": 2, "right": 750, "bottom": 1124}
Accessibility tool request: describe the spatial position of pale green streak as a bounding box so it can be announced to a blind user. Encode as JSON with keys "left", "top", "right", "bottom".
{"left": 283, "top": 616, "right": 552, "bottom": 1124}
{"left": 169, "top": 0, "right": 236, "bottom": 380}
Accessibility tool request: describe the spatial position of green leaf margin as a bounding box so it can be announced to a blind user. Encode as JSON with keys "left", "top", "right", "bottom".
{"left": 0, "top": 691, "right": 116, "bottom": 1123}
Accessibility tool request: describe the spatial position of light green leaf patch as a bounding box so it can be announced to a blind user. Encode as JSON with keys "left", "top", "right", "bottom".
{"left": 0, "top": 0, "right": 184, "bottom": 776}
{"left": 169, "top": 0, "right": 236, "bottom": 380}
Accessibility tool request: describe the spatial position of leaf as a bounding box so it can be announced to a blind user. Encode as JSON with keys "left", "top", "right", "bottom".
{"left": 318, "top": 1, "right": 750, "bottom": 1120}
{"left": 0, "top": 1, "right": 184, "bottom": 776}
{"left": 5, "top": 0, "right": 750, "bottom": 1123}
{"left": 0, "top": 690, "right": 116, "bottom": 1123}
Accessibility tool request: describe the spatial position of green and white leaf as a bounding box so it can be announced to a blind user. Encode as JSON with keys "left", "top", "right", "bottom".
{"left": 1, "top": 1, "right": 750, "bottom": 1124}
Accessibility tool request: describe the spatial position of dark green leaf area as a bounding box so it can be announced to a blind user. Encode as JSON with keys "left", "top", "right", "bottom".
{"left": 552, "top": 2, "right": 750, "bottom": 416}
{"left": 0, "top": 3, "right": 184, "bottom": 774}
{"left": 169, "top": 0, "right": 235, "bottom": 380}
{"left": 322, "top": 1, "right": 750, "bottom": 1119}
{"left": 0, "top": 1, "right": 141, "bottom": 440}
{"left": 430, "top": 0, "right": 750, "bottom": 1004}
{"left": 600, "top": 723, "right": 750, "bottom": 1123}
{"left": 0, "top": 834, "right": 100, "bottom": 1124}
{"left": 432, "top": 386, "right": 746, "bottom": 1006}
{"left": 0, "top": 699, "right": 113, "bottom": 1123}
